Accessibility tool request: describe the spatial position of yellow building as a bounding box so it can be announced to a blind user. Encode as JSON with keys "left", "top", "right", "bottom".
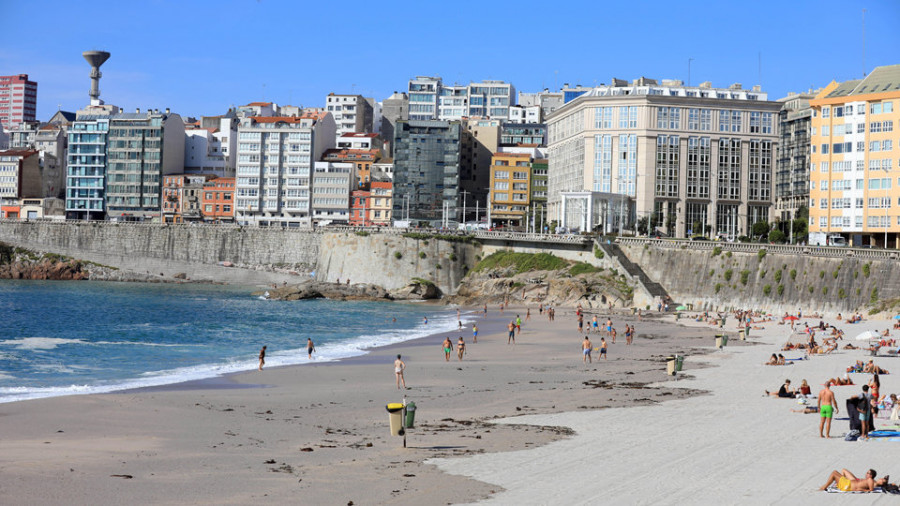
{"left": 489, "top": 152, "right": 533, "bottom": 229}
{"left": 809, "top": 64, "right": 900, "bottom": 247}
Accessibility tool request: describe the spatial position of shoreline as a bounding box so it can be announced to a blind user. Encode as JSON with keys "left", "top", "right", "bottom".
{"left": 0, "top": 303, "right": 719, "bottom": 505}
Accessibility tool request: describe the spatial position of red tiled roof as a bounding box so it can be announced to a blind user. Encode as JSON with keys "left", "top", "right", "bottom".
{"left": 245, "top": 102, "right": 273, "bottom": 107}
{"left": 251, "top": 116, "right": 308, "bottom": 124}
{"left": 340, "top": 132, "right": 379, "bottom": 138}
{"left": 0, "top": 149, "right": 38, "bottom": 158}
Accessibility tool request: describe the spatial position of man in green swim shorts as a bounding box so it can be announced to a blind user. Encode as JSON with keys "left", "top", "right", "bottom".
{"left": 818, "top": 382, "right": 839, "bottom": 438}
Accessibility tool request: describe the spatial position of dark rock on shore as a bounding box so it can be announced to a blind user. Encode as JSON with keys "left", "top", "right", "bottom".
{"left": 0, "top": 259, "right": 90, "bottom": 281}
{"left": 257, "top": 280, "right": 441, "bottom": 302}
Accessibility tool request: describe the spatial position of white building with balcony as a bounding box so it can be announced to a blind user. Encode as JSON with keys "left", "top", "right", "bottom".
{"left": 234, "top": 113, "right": 335, "bottom": 227}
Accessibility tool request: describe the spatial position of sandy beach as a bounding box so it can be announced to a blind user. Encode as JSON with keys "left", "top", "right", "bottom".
{"left": 1, "top": 304, "right": 898, "bottom": 504}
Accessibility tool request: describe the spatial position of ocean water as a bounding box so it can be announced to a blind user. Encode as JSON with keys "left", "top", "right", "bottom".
{"left": 0, "top": 280, "right": 463, "bottom": 404}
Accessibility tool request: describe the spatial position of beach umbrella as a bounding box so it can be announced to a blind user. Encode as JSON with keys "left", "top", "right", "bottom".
{"left": 854, "top": 330, "right": 876, "bottom": 341}
{"left": 784, "top": 315, "right": 799, "bottom": 321}
{"left": 676, "top": 305, "right": 686, "bottom": 311}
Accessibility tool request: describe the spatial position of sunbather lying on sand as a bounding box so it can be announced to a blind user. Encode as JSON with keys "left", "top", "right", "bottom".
{"left": 863, "top": 361, "right": 889, "bottom": 375}
{"left": 827, "top": 376, "right": 855, "bottom": 386}
{"left": 820, "top": 468, "right": 886, "bottom": 492}
{"left": 766, "top": 379, "right": 795, "bottom": 398}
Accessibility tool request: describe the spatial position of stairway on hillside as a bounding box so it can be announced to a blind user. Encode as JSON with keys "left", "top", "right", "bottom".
{"left": 595, "top": 240, "right": 670, "bottom": 301}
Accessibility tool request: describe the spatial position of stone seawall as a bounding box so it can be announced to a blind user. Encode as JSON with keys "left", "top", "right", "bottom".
{"left": 317, "top": 232, "right": 477, "bottom": 294}
{"left": 0, "top": 221, "right": 319, "bottom": 285}
{"left": 618, "top": 240, "right": 900, "bottom": 314}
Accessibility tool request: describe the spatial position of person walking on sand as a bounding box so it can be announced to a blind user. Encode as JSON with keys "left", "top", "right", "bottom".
{"left": 625, "top": 325, "right": 633, "bottom": 345}
{"left": 526, "top": 308, "right": 531, "bottom": 321}
{"left": 394, "top": 354, "right": 407, "bottom": 389}
{"left": 307, "top": 338, "right": 316, "bottom": 359}
{"left": 583, "top": 335, "right": 593, "bottom": 364}
{"left": 442, "top": 337, "right": 453, "bottom": 361}
{"left": 599, "top": 337, "right": 607, "bottom": 359}
{"left": 483, "top": 303, "right": 487, "bottom": 316}
{"left": 818, "top": 382, "right": 838, "bottom": 438}
{"left": 457, "top": 336, "right": 466, "bottom": 361}
{"left": 258, "top": 345, "right": 266, "bottom": 370}
{"left": 516, "top": 315, "right": 522, "bottom": 335}
{"left": 578, "top": 313, "right": 584, "bottom": 333}
{"left": 472, "top": 323, "right": 478, "bottom": 343}
{"left": 508, "top": 320, "right": 516, "bottom": 345}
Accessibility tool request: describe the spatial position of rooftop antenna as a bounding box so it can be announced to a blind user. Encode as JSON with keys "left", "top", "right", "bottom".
{"left": 688, "top": 57, "right": 694, "bottom": 87}
{"left": 758, "top": 52, "right": 761, "bottom": 87}
{"left": 82, "top": 50, "right": 111, "bottom": 106}
{"left": 862, "top": 8, "right": 867, "bottom": 77}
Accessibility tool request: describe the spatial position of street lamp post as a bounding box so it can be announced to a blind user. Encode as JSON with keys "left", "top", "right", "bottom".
{"left": 460, "top": 190, "right": 470, "bottom": 227}
{"left": 883, "top": 166, "right": 890, "bottom": 249}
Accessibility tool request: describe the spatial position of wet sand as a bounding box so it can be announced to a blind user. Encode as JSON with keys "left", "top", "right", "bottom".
{"left": 0, "top": 305, "right": 717, "bottom": 505}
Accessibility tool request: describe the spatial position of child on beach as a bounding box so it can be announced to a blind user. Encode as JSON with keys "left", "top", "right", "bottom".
{"left": 472, "top": 324, "right": 478, "bottom": 343}
{"left": 599, "top": 338, "right": 607, "bottom": 359}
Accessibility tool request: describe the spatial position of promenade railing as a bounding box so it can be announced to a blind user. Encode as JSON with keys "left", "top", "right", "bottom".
{"left": 615, "top": 236, "right": 899, "bottom": 261}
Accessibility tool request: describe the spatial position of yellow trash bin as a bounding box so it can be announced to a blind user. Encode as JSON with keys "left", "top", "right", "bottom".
{"left": 386, "top": 403, "right": 405, "bottom": 436}
{"left": 666, "top": 356, "right": 676, "bottom": 376}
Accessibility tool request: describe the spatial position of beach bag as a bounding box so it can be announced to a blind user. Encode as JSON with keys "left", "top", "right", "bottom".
{"left": 844, "top": 429, "right": 860, "bottom": 442}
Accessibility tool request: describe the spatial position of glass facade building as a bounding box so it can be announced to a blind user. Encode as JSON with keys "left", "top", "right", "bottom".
{"left": 392, "top": 120, "right": 461, "bottom": 225}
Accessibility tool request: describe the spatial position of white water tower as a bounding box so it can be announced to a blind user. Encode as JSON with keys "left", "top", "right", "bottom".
{"left": 82, "top": 50, "right": 110, "bottom": 106}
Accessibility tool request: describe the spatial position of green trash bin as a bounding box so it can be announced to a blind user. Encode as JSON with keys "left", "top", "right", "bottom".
{"left": 675, "top": 355, "right": 684, "bottom": 372}
{"left": 405, "top": 401, "right": 416, "bottom": 428}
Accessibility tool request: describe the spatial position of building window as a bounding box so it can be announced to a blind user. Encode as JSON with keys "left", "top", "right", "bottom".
{"left": 655, "top": 135, "right": 679, "bottom": 197}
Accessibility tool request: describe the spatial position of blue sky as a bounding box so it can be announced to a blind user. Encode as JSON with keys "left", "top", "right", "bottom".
{"left": 3, "top": 0, "right": 899, "bottom": 120}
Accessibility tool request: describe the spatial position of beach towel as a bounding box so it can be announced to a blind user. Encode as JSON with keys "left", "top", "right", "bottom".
{"left": 825, "top": 486, "right": 900, "bottom": 494}
{"left": 867, "top": 430, "right": 900, "bottom": 438}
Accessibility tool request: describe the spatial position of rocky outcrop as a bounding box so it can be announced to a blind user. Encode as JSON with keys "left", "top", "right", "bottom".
{"left": 447, "top": 268, "right": 634, "bottom": 309}
{"left": 0, "top": 259, "right": 90, "bottom": 280}
{"left": 259, "top": 279, "right": 442, "bottom": 302}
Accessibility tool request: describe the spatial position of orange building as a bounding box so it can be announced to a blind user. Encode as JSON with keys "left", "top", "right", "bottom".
{"left": 201, "top": 177, "right": 235, "bottom": 222}
{"left": 322, "top": 148, "right": 382, "bottom": 189}
{"left": 809, "top": 64, "right": 900, "bottom": 247}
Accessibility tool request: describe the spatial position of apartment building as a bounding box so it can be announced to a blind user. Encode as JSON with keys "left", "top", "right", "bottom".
{"left": 326, "top": 93, "right": 374, "bottom": 137}
{"left": 775, "top": 90, "right": 818, "bottom": 223}
{"left": 369, "top": 180, "right": 392, "bottom": 225}
{"left": 162, "top": 174, "right": 213, "bottom": 223}
{"left": 380, "top": 92, "right": 408, "bottom": 155}
{"left": 66, "top": 108, "right": 116, "bottom": 220}
{"left": 201, "top": 177, "right": 235, "bottom": 222}
{"left": 500, "top": 123, "right": 547, "bottom": 146}
{"left": 234, "top": 113, "right": 336, "bottom": 227}
{"left": 0, "top": 75, "right": 37, "bottom": 130}
{"left": 467, "top": 81, "right": 514, "bottom": 120}
{"left": 808, "top": 64, "right": 900, "bottom": 247}
{"left": 321, "top": 147, "right": 381, "bottom": 188}
{"left": 392, "top": 120, "right": 461, "bottom": 225}
{"left": 546, "top": 77, "right": 781, "bottom": 237}
{"left": 311, "top": 160, "right": 353, "bottom": 225}
{"left": 408, "top": 77, "right": 441, "bottom": 121}
{"left": 438, "top": 85, "right": 468, "bottom": 120}
{"left": 105, "top": 109, "right": 185, "bottom": 221}
{"left": 489, "top": 152, "right": 533, "bottom": 229}
{"left": 0, "top": 149, "right": 40, "bottom": 218}
{"left": 184, "top": 116, "right": 238, "bottom": 177}
{"left": 349, "top": 189, "right": 370, "bottom": 226}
